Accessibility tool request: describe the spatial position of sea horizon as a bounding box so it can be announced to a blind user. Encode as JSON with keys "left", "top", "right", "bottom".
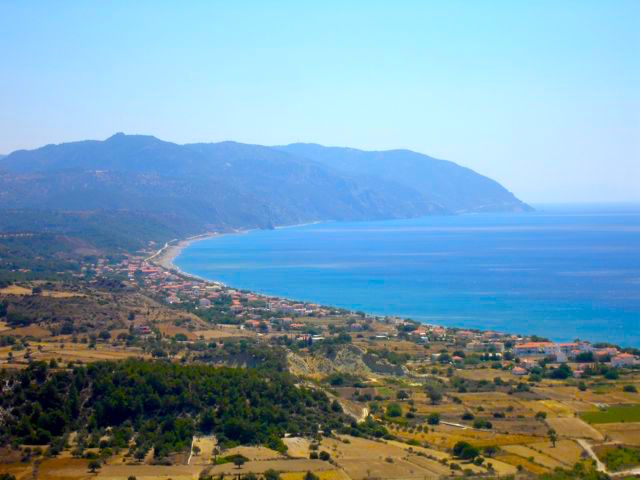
{"left": 175, "top": 203, "right": 640, "bottom": 347}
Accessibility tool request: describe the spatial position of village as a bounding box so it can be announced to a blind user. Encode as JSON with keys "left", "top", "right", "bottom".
{"left": 91, "top": 254, "right": 639, "bottom": 379}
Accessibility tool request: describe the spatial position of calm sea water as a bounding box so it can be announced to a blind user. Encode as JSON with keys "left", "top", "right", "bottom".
{"left": 175, "top": 205, "right": 640, "bottom": 346}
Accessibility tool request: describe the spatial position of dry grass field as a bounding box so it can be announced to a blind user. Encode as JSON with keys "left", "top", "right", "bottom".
{"left": 457, "top": 368, "right": 514, "bottom": 382}
{"left": 223, "top": 446, "right": 284, "bottom": 461}
{"left": 207, "top": 459, "right": 333, "bottom": 476}
{"left": 95, "top": 463, "right": 200, "bottom": 480}
{"left": 501, "top": 444, "right": 565, "bottom": 469}
{"left": 0, "top": 324, "right": 51, "bottom": 338}
{"left": 529, "top": 439, "right": 585, "bottom": 465}
{"left": 283, "top": 437, "right": 311, "bottom": 458}
{"left": 336, "top": 457, "right": 437, "bottom": 480}
{"left": 0, "top": 341, "right": 146, "bottom": 366}
{"left": 189, "top": 436, "right": 217, "bottom": 464}
{"left": 595, "top": 422, "right": 640, "bottom": 445}
{"left": 546, "top": 417, "right": 604, "bottom": 441}
{"left": 194, "top": 327, "right": 249, "bottom": 340}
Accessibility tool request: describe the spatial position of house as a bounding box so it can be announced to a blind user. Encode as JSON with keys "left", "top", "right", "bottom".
{"left": 135, "top": 325, "right": 152, "bottom": 335}
{"left": 611, "top": 353, "right": 638, "bottom": 368}
{"left": 513, "top": 342, "right": 553, "bottom": 358}
{"left": 512, "top": 367, "right": 528, "bottom": 376}
{"left": 468, "top": 341, "right": 505, "bottom": 353}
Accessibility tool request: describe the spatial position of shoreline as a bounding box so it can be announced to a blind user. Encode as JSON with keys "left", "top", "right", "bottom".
{"left": 150, "top": 232, "right": 227, "bottom": 279}
{"left": 149, "top": 220, "right": 323, "bottom": 284}
{"left": 145, "top": 218, "right": 639, "bottom": 348}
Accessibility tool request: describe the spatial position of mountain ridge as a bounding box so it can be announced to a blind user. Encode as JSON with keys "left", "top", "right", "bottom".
{"left": 0, "top": 134, "right": 531, "bottom": 251}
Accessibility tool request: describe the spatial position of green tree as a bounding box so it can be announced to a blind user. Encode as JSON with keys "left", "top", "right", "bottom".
{"left": 425, "top": 385, "right": 443, "bottom": 404}
{"left": 453, "top": 441, "right": 479, "bottom": 460}
{"left": 234, "top": 456, "right": 246, "bottom": 469}
{"left": 386, "top": 403, "right": 402, "bottom": 418}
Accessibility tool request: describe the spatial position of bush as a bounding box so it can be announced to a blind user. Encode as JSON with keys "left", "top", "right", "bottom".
{"left": 473, "top": 419, "right": 492, "bottom": 429}
{"left": 396, "top": 390, "right": 410, "bottom": 400}
{"left": 427, "top": 413, "right": 440, "bottom": 425}
{"left": 264, "top": 470, "right": 280, "bottom": 480}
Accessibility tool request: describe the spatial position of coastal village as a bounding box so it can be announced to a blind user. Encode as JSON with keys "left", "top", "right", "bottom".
{"left": 92, "top": 251, "right": 639, "bottom": 378}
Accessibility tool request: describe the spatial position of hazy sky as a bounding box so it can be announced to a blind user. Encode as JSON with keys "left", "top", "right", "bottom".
{"left": 1, "top": 1, "right": 638, "bottom": 203}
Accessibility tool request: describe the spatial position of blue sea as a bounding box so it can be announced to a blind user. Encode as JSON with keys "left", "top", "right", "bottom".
{"left": 175, "top": 204, "right": 640, "bottom": 347}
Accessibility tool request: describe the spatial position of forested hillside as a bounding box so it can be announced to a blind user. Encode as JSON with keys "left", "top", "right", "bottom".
{"left": 0, "top": 359, "right": 349, "bottom": 458}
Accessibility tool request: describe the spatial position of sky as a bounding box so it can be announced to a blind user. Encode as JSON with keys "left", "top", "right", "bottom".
{"left": 1, "top": 1, "right": 638, "bottom": 203}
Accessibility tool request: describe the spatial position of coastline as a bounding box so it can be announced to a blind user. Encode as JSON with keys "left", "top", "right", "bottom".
{"left": 149, "top": 232, "right": 223, "bottom": 275}
{"left": 152, "top": 220, "right": 325, "bottom": 275}
{"left": 147, "top": 212, "right": 640, "bottom": 348}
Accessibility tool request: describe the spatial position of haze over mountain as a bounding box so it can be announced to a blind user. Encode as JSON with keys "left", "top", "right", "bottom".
{"left": 0, "top": 133, "right": 530, "bottom": 250}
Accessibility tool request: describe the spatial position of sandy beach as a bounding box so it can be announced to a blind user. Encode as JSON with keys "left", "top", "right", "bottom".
{"left": 148, "top": 232, "right": 220, "bottom": 271}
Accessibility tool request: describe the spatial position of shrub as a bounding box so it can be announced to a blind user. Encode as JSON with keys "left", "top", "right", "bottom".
{"left": 427, "top": 413, "right": 440, "bottom": 425}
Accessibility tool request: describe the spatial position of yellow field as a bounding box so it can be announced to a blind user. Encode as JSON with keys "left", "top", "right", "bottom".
{"left": 281, "top": 471, "right": 350, "bottom": 480}
{"left": 496, "top": 454, "right": 548, "bottom": 475}
{"left": 530, "top": 399, "right": 574, "bottom": 417}
{"left": 0, "top": 285, "right": 33, "bottom": 295}
{"left": 395, "top": 424, "right": 541, "bottom": 449}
